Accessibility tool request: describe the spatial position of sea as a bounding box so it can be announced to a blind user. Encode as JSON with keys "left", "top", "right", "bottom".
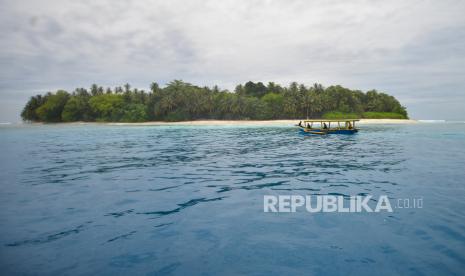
{"left": 1, "top": 122, "right": 464, "bottom": 275}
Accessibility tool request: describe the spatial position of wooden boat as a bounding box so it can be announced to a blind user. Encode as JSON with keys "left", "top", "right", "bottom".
{"left": 296, "top": 119, "right": 359, "bottom": 135}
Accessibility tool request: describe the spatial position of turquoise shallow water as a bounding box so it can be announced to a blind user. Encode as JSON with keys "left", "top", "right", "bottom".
{"left": 0, "top": 123, "right": 465, "bottom": 275}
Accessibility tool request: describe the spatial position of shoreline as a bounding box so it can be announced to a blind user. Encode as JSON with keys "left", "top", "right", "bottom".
{"left": 67, "top": 119, "right": 418, "bottom": 126}
{"left": 3, "top": 119, "right": 421, "bottom": 127}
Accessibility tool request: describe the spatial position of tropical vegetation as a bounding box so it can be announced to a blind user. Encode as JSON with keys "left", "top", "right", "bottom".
{"left": 21, "top": 80, "right": 408, "bottom": 122}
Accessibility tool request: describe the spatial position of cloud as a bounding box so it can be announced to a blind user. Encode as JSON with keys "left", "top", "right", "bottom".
{"left": 1, "top": 0, "right": 465, "bottom": 121}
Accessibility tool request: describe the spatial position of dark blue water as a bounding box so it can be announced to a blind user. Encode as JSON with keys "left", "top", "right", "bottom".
{"left": 1, "top": 123, "right": 465, "bottom": 275}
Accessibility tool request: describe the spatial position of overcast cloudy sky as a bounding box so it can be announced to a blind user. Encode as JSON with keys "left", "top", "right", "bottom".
{"left": 1, "top": 0, "right": 464, "bottom": 122}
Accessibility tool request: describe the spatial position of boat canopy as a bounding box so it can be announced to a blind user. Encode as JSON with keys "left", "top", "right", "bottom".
{"left": 297, "top": 119, "right": 359, "bottom": 134}
{"left": 302, "top": 119, "right": 360, "bottom": 123}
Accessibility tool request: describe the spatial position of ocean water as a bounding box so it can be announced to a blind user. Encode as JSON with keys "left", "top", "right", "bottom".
{"left": 1, "top": 123, "right": 465, "bottom": 275}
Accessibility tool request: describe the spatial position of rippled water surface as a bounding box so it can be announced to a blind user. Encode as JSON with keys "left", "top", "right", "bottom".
{"left": 1, "top": 123, "right": 465, "bottom": 275}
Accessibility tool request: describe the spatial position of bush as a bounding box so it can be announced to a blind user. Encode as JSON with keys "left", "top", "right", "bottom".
{"left": 62, "top": 96, "right": 91, "bottom": 122}
{"left": 89, "top": 94, "right": 124, "bottom": 121}
{"left": 322, "top": 112, "right": 359, "bottom": 119}
{"left": 164, "top": 111, "right": 190, "bottom": 122}
{"left": 35, "top": 91, "right": 69, "bottom": 122}
{"left": 122, "top": 104, "right": 149, "bottom": 122}
{"left": 362, "top": 112, "right": 407, "bottom": 119}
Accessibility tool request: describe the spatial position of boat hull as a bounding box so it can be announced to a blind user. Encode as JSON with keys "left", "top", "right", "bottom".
{"left": 299, "top": 128, "right": 358, "bottom": 135}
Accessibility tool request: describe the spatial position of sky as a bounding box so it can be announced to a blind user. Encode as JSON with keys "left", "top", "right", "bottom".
{"left": 1, "top": 0, "right": 464, "bottom": 122}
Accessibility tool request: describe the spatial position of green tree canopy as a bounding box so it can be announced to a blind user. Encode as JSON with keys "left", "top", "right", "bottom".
{"left": 35, "top": 91, "right": 70, "bottom": 122}
{"left": 88, "top": 94, "right": 125, "bottom": 121}
{"left": 21, "top": 80, "right": 408, "bottom": 122}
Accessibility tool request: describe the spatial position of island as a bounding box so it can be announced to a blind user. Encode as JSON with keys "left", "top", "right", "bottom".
{"left": 21, "top": 80, "right": 408, "bottom": 123}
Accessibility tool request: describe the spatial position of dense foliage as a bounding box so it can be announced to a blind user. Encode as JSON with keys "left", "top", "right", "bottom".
{"left": 323, "top": 111, "right": 408, "bottom": 120}
{"left": 21, "top": 80, "right": 408, "bottom": 122}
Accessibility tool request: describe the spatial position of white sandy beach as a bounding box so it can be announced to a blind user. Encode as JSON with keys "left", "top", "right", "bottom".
{"left": 105, "top": 119, "right": 418, "bottom": 127}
